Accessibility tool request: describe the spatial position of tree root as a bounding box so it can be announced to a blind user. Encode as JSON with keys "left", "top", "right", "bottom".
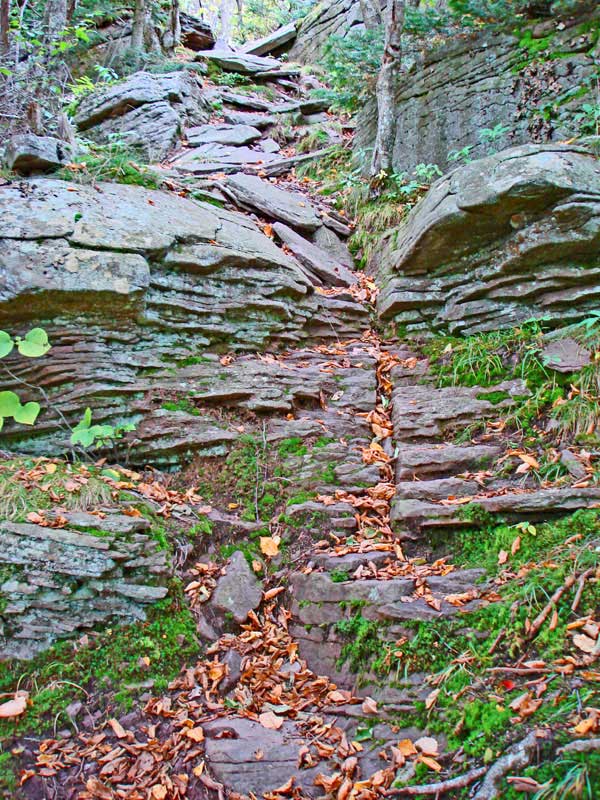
{"left": 559, "top": 738, "right": 600, "bottom": 755}
{"left": 383, "top": 766, "right": 487, "bottom": 796}
{"left": 472, "top": 730, "right": 551, "bottom": 800}
{"left": 527, "top": 575, "right": 577, "bottom": 640}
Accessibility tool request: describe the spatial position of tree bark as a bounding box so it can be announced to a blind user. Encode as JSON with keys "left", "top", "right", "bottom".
{"left": 370, "top": 0, "right": 405, "bottom": 175}
{"left": 217, "top": 0, "right": 236, "bottom": 48}
{"left": 66, "top": 0, "right": 78, "bottom": 22}
{"left": 131, "top": 0, "right": 146, "bottom": 51}
{"left": 0, "top": 0, "right": 10, "bottom": 55}
{"left": 43, "top": 0, "right": 68, "bottom": 43}
{"left": 163, "top": 0, "right": 181, "bottom": 53}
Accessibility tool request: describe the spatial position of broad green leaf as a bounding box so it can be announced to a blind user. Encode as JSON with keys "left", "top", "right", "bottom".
{"left": 101, "top": 468, "right": 121, "bottom": 480}
{"left": 17, "top": 328, "right": 50, "bottom": 358}
{"left": 13, "top": 401, "right": 41, "bottom": 426}
{"left": 0, "top": 391, "right": 21, "bottom": 419}
{"left": 71, "top": 428, "right": 96, "bottom": 448}
{"left": 0, "top": 331, "right": 14, "bottom": 359}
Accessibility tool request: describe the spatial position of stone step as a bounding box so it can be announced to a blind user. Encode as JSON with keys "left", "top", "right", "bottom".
{"left": 185, "top": 122, "right": 262, "bottom": 146}
{"left": 392, "top": 380, "right": 528, "bottom": 441}
{"left": 396, "top": 443, "right": 501, "bottom": 481}
{"left": 391, "top": 486, "right": 600, "bottom": 531}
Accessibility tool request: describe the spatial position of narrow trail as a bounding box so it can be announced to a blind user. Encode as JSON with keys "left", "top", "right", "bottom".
{"left": 8, "top": 43, "right": 600, "bottom": 800}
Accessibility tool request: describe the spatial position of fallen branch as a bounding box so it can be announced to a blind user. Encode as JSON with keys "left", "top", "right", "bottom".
{"left": 571, "top": 568, "right": 595, "bottom": 612}
{"left": 383, "top": 766, "right": 486, "bottom": 796}
{"left": 487, "top": 667, "right": 547, "bottom": 675}
{"left": 472, "top": 730, "right": 550, "bottom": 800}
{"left": 526, "top": 574, "right": 577, "bottom": 640}
{"left": 558, "top": 738, "right": 600, "bottom": 755}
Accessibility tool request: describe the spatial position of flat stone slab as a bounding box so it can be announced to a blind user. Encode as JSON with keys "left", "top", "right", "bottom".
{"left": 396, "top": 443, "right": 501, "bottom": 480}
{"left": 195, "top": 49, "right": 283, "bottom": 75}
{"left": 225, "top": 172, "right": 322, "bottom": 231}
{"left": 542, "top": 337, "right": 591, "bottom": 373}
{"left": 185, "top": 123, "right": 262, "bottom": 146}
{"left": 204, "top": 717, "right": 320, "bottom": 797}
{"left": 223, "top": 110, "right": 275, "bottom": 129}
{"left": 273, "top": 222, "right": 356, "bottom": 286}
{"left": 173, "top": 142, "right": 279, "bottom": 173}
{"left": 242, "top": 22, "right": 298, "bottom": 57}
{"left": 209, "top": 550, "right": 262, "bottom": 624}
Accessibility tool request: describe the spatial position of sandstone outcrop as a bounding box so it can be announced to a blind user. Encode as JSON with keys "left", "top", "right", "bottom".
{"left": 377, "top": 144, "right": 600, "bottom": 335}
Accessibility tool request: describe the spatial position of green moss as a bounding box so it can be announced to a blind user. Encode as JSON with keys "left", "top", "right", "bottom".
{"left": 162, "top": 398, "right": 200, "bottom": 416}
{"left": 278, "top": 437, "right": 308, "bottom": 458}
{"left": 330, "top": 569, "right": 350, "bottom": 583}
{"left": 0, "top": 583, "right": 199, "bottom": 739}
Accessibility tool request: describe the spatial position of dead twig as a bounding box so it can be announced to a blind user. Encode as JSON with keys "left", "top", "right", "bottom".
{"left": 571, "top": 567, "right": 595, "bottom": 612}
{"left": 487, "top": 667, "right": 547, "bottom": 675}
{"left": 383, "top": 765, "right": 486, "bottom": 796}
{"left": 526, "top": 573, "right": 577, "bottom": 640}
{"left": 558, "top": 738, "right": 600, "bottom": 755}
{"left": 472, "top": 730, "right": 551, "bottom": 800}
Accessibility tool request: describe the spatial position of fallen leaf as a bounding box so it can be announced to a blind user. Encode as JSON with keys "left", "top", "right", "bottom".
{"left": 361, "top": 697, "right": 378, "bottom": 715}
{"left": 260, "top": 537, "right": 280, "bottom": 557}
{"left": 397, "top": 739, "right": 417, "bottom": 757}
{"left": 573, "top": 633, "right": 597, "bottom": 653}
{"left": 186, "top": 726, "right": 205, "bottom": 742}
{"left": 498, "top": 549, "right": 508, "bottom": 565}
{"left": 415, "top": 736, "right": 439, "bottom": 757}
{"left": 0, "top": 693, "right": 28, "bottom": 719}
{"left": 108, "top": 718, "right": 127, "bottom": 739}
{"left": 419, "top": 755, "right": 442, "bottom": 771}
{"left": 151, "top": 787, "right": 167, "bottom": 800}
{"left": 259, "top": 711, "right": 284, "bottom": 730}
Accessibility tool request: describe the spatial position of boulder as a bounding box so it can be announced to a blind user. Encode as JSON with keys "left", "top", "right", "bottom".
{"left": 290, "top": 0, "right": 365, "bottom": 64}
{"left": 223, "top": 110, "right": 275, "bottom": 129}
{"left": 241, "top": 22, "right": 298, "bottom": 57}
{"left": 185, "top": 123, "right": 261, "bottom": 146}
{"left": 74, "top": 71, "right": 207, "bottom": 160}
{"left": 207, "top": 550, "right": 262, "bottom": 626}
{"left": 180, "top": 12, "right": 216, "bottom": 51}
{"left": 224, "top": 172, "right": 322, "bottom": 231}
{"left": 378, "top": 145, "right": 600, "bottom": 335}
{"left": 4, "top": 134, "right": 73, "bottom": 175}
{"left": 273, "top": 222, "right": 356, "bottom": 286}
{"left": 0, "top": 511, "right": 169, "bottom": 659}
{"left": 541, "top": 337, "right": 591, "bottom": 373}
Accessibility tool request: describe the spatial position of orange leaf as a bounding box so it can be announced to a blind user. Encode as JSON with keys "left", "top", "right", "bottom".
{"left": 0, "top": 693, "right": 28, "bottom": 719}
{"left": 259, "top": 711, "right": 283, "bottom": 730}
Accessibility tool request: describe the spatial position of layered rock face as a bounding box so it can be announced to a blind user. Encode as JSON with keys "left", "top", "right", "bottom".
{"left": 356, "top": 10, "right": 599, "bottom": 173}
{"left": 0, "top": 179, "right": 366, "bottom": 460}
{"left": 290, "top": 0, "right": 367, "bottom": 63}
{"left": 74, "top": 71, "right": 208, "bottom": 160}
{"left": 377, "top": 144, "right": 600, "bottom": 335}
{"left": 1, "top": 511, "right": 169, "bottom": 660}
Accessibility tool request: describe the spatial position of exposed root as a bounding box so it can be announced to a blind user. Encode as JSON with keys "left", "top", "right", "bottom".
{"left": 472, "top": 729, "right": 551, "bottom": 800}
{"left": 526, "top": 574, "right": 577, "bottom": 640}
{"left": 383, "top": 765, "right": 487, "bottom": 796}
{"left": 559, "top": 737, "right": 600, "bottom": 755}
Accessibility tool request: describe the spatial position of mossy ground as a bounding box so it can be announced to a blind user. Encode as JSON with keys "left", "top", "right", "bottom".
{"left": 332, "top": 508, "right": 600, "bottom": 794}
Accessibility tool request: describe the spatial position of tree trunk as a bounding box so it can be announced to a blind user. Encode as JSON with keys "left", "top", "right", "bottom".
{"left": 43, "top": 0, "right": 68, "bottom": 44}
{"left": 171, "top": 0, "right": 181, "bottom": 47}
{"left": 370, "top": 0, "right": 405, "bottom": 176}
{"left": 359, "top": 0, "right": 382, "bottom": 29}
{"left": 67, "top": 0, "right": 78, "bottom": 22}
{"left": 217, "top": 0, "right": 236, "bottom": 48}
{"left": 131, "top": 0, "right": 146, "bottom": 51}
{"left": 0, "top": 0, "right": 10, "bottom": 56}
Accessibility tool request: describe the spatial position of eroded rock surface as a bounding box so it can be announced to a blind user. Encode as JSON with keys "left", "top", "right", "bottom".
{"left": 74, "top": 71, "right": 207, "bottom": 160}
{"left": 0, "top": 511, "right": 168, "bottom": 660}
{"left": 378, "top": 144, "right": 600, "bottom": 335}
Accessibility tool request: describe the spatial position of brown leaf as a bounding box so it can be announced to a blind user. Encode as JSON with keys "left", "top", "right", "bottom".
{"left": 259, "top": 711, "right": 284, "bottom": 730}
{"left": 397, "top": 739, "right": 417, "bottom": 757}
{"left": 573, "top": 633, "right": 597, "bottom": 653}
{"left": 260, "top": 537, "right": 280, "bottom": 557}
{"left": 498, "top": 549, "right": 508, "bottom": 565}
{"left": 415, "top": 736, "right": 439, "bottom": 757}
{"left": 186, "top": 726, "right": 205, "bottom": 742}
{"left": 361, "top": 697, "right": 378, "bottom": 715}
{"left": 419, "top": 755, "right": 442, "bottom": 772}
{"left": 0, "top": 693, "right": 28, "bottom": 719}
{"left": 107, "top": 718, "right": 127, "bottom": 739}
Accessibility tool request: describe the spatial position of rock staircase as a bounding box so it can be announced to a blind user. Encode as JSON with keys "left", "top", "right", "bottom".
{"left": 3, "top": 37, "right": 600, "bottom": 800}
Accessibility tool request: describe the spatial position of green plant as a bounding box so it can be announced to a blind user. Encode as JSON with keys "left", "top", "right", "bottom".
{"left": 70, "top": 407, "right": 136, "bottom": 450}
{"left": 58, "top": 138, "right": 160, "bottom": 188}
{"left": 317, "top": 27, "right": 383, "bottom": 111}
{"left": 574, "top": 102, "right": 600, "bottom": 136}
{"left": 0, "top": 328, "right": 51, "bottom": 431}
